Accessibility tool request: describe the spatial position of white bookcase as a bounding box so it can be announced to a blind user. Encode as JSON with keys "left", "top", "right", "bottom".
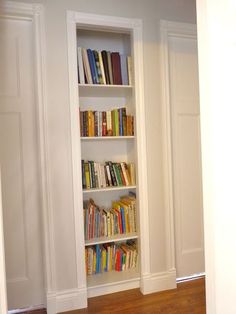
{"left": 67, "top": 11, "right": 150, "bottom": 306}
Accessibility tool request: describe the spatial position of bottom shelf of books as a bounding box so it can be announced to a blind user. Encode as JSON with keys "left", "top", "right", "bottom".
{"left": 86, "top": 238, "right": 139, "bottom": 288}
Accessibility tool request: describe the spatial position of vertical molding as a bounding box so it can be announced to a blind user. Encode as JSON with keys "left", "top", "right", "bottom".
{"left": 0, "top": 1, "right": 56, "bottom": 312}
{"left": 0, "top": 169, "right": 8, "bottom": 314}
{"left": 160, "top": 20, "right": 197, "bottom": 275}
{"left": 66, "top": 11, "right": 88, "bottom": 309}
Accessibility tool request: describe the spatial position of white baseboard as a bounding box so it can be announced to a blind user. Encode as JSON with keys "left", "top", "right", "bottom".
{"left": 140, "top": 269, "right": 177, "bottom": 294}
{"left": 46, "top": 287, "right": 87, "bottom": 314}
{"left": 87, "top": 277, "right": 140, "bottom": 298}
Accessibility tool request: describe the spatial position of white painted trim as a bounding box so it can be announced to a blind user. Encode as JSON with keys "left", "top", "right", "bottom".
{"left": 141, "top": 270, "right": 177, "bottom": 295}
{"left": 47, "top": 288, "right": 87, "bottom": 314}
{"left": 0, "top": 170, "right": 7, "bottom": 314}
{"left": 160, "top": 20, "right": 197, "bottom": 274}
{"left": 88, "top": 277, "right": 140, "bottom": 298}
{"left": 0, "top": 1, "right": 56, "bottom": 312}
{"left": 67, "top": 11, "right": 150, "bottom": 305}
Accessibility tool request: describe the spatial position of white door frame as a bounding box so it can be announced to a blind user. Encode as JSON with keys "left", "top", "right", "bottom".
{"left": 0, "top": 1, "right": 55, "bottom": 310}
{"left": 0, "top": 169, "right": 7, "bottom": 314}
{"left": 160, "top": 20, "right": 198, "bottom": 275}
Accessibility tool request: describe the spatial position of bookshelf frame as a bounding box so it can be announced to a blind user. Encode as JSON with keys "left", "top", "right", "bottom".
{"left": 67, "top": 11, "right": 150, "bottom": 307}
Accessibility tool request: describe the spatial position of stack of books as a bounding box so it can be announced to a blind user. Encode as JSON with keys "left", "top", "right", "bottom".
{"left": 84, "top": 195, "right": 136, "bottom": 240}
{"left": 81, "top": 161, "right": 135, "bottom": 190}
{"left": 80, "top": 108, "right": 134, "bottom": 137}
{"left": 77, "top": 47, "right": 132, "bottom": 85}
{"left": 85, "top": 240, "right": 138, "bottom": 275}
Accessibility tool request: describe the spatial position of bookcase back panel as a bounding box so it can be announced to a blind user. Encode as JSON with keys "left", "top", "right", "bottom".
{"left": 79, "top": 96, "right": 133, "bottom": 113}
{"left": 81, "top": 140, "right": 134, "bottom": 163}
{"left": 77, "top": 29, "right": 131, "bottom": 56}
{"left": 83, "top": 189, "right": 136, "bottom": 208}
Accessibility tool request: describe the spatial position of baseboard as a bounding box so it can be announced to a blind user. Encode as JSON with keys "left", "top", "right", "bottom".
{"left": 87, "top": 277, "right": 140, "bottom": 298}
{"left": 46, "top": 287, "right": 87, "bottom": 314}
{"left": 140, "top": 269, "right": 177, "bottom": 294}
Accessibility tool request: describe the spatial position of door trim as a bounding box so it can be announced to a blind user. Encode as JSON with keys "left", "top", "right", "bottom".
{"left": 160, "top": 20, "right": 197, "bottom": 275}
{"left": 0, "top": 1, "right": 56, "bottom": 310}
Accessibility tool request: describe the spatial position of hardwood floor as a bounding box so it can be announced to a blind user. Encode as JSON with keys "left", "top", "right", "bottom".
{"left": 19, "top": 277, "right": 206, "bottom": 314}
{"left": 64, "top": 277, "right": 206, "bottom": 314}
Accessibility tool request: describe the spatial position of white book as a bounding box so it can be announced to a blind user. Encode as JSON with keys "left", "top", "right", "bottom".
{"left": 127, "top": 56, "right": 133, "bottom": 86}
{"left": 77, "top": 47, "right": 85, "bottom": 84}
{"left": 82, "top": 48, "right": 93, "bottom": 84}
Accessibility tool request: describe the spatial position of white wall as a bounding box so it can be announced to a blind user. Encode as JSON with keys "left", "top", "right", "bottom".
{"left": 12, "top": 0, "right": 196, "bottom": 291}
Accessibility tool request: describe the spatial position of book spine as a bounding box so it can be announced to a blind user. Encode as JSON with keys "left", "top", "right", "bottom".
{"left": 101, "top": 50, "right": 110, "bottom": 84}
{"left": 107, "top": 51, "right": 113, "bottom": 85}
{"left": 98, "top": 51, "right": 106, "bottom": 84}
{"left": 77, "top": 47, "right": 85, "bottom": 84}
{"left": 82, "top": 48, "right": 92, "bottom": 84}
{"left": 111, "top": 52, "right": 122, "bottom": 85}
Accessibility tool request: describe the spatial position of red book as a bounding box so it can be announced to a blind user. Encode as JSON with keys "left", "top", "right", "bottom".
{"left": 102, "top": 111, "right": 107, "bottom": 136}
{"left": 111, "top": 52, "right": 122, "bottom": 85}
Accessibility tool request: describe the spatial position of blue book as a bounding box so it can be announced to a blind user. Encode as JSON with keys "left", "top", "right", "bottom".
{"left": 120, "top": 207, "right": 125, "bottom": 233}
{"left": 87, "top": 49, "right": 98, "bottom": 84}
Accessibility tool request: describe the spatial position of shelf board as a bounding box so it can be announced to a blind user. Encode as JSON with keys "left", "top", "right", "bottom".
{"left": 87, "top": 268, "right": 140, "bottom": 288}
{"left": 83, "top": 185, "right": 136, "bottom": 193}
{"left": 85, "top": 233, "right": 138, "bottom": 246}
{"left": 78, "top": 83, "right": 133, "bottom": 97}
{"left": 81, "top": 136, "right": 135, "bottom": 141}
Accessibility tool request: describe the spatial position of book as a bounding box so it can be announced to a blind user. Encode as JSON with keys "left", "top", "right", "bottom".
{"left": 93, "top": 50, "right": 103, "bottom": 84}
{"left": 107, "top": 51, "right": 113, "bottom": 85}
{"left": 101, "top": 50, "right": 110, "bottom": 84}
{"left": 77, "top": 47, "right": 85, "bottom": 84}
{"left": 111, "top": 52, "right": 122, "bottom": 85}
{"left": 98, "top": 51, "right": 106, "bottom": 84}
{"left": 82, "top": 48, "right": 92, "bottom": 84}
{"left": 120, "top": 55, "right": 128, "bottom": 85}
{"left": 87, "top": 48, "right": 99, "bottom": 84}
{"left": 127, "top": 56, "right": 132, "bottom": 85}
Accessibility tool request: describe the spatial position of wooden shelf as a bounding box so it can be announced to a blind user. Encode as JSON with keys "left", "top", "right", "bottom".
{"left": 87, "top": 268, "right": 140, "bottom": 288}
{"left": 85, "top": 233, "right": 138, "bottom": 246}
{"left": 78, "top": 84, "right": 133, "bottom": 97}
{"left": 83, "top": 185, "right": 136, "bottom": 194}
{"left": 81, "top": 136, "right": 135, "bottom": 141}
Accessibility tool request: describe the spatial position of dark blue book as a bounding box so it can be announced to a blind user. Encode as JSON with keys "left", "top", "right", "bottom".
{"left": 120, "top": 207, "right": 125, "bottom": 233}
{"left": 87, "top": 49, "right": 98, "bottom": 84}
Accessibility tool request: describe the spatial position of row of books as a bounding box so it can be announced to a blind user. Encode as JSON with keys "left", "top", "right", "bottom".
{"left": 80, "top": 108, "right": 134, "bottom": 137}
{"left": 84, "top": 195, "right": 136, "bottom": 240}
{"left": 81, "top": 161, "right": 135, "bottom": 190}
{"left": 85, "top": 240, "right": 138, "bottom": 275}
{"left": 77, "top": 47, "right": 132, "bottom": 85}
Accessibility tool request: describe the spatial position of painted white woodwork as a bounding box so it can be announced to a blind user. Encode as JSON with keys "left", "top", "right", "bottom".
{"left": 161, "top": 21, "right": 204, "bottom": 279}
{"left": 0, "top": 13, "right": 45, "bottom": 309}
{"left": 0, "top": 169, "right": 8, "bottom": 314}
{"left": 67, "top": 11, "right": 150, "bottom": 304}
{"left": 0, "top": 1, "right": 54, "bottom": 312}
{"left": 197, "top": 0, "right": 236, "bottom": 313}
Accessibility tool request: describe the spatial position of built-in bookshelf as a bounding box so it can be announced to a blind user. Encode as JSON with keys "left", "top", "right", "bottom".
{"left": 67, "top": 11, "right": 149, "bottom": 306}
